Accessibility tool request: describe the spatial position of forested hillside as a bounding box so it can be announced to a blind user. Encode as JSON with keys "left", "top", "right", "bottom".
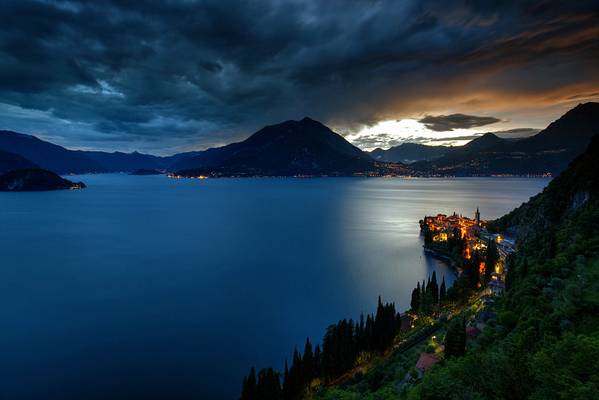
{"left": 311, "top": 137, "right": 599, "bottom": 399}
{"left": 407, "top": 136, "right": 599, "bottom": 399}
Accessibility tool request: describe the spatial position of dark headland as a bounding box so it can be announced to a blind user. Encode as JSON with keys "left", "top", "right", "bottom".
{"left": 0, "top": 169, "right": 85, "bottom": 191}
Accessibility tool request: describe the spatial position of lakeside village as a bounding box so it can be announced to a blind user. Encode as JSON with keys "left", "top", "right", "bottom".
{"left": 389, "top": 207, "right": 515, "bottom": 391}
{"left": 239, "top": 207, "right": 517, "bottom": 399}
{"left": 420, "top": 207, "right": 514, "bottom": 296}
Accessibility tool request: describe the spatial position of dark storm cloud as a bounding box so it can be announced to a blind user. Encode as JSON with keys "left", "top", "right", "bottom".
{"left": 0, "top": 0, "right": 597, "bottom": 153}
{"left": 419, "top": 114, "right": 501, "bottom": 132}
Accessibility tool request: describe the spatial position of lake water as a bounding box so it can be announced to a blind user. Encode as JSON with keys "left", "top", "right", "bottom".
{"left": 0, "top": 175, "right": 549, "bottom": 399}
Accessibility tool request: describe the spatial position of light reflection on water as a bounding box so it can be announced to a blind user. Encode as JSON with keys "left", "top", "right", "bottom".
{"left": 0, "top": 175, "right": 549, "bottom": 399}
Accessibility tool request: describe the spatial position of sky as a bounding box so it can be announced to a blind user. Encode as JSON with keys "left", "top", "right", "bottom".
{"left": 0, "top": 0, "right": 597, "bottom": 155}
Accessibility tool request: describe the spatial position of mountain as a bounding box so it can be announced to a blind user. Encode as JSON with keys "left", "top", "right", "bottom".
{"left": 0, "top": 130, "right": 105, "bottom": 174}
{"left": 412, "top": 102, "right": 599, "bottom": 176}
{"left": 494, "top": 133, "right": 599, "bottom": 239}
{"left": 173, "top": 117, "right": 377, "bottom": 176}
{"left": 0, "top": 130, "right": 181, "bottom": 173}
{"left": 430, "top": 132, "right": 507, "bottom": 163}
{"left": 0, "top": 149, "right": 38, "bottom": 173}
{"left": 76, "top": 150, "right": 167, "bottom": 172}
{"left": 0, "top": 168, "right": 85, "bottom": 191}
{"left": 517, "top": 102, "right": 599, "bottom": 154}
{"left": 162, "top": 150, "right": 204, "bottom": 168}
{"left": 461, "top": 132, "right": 506, "bottom": 152}
{"left": 369, "top": 143, "right": 451, "bottom": 163}
{"left": 2, "top": 102, "right": 594, "bottom": 177}
{"left": 0, "top": 129, "right": 227, "bottom": 174}
{"left": 370, "top": 133, "right": 509, "bottom": 165}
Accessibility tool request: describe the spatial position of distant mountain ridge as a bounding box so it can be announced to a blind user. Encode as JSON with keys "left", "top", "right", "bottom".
{"left": 174, "top": 117, "right": 377, "bottom": 176}
{"left": 368, "top": 102, "right": 598, "bottom": 175}
{"left": 409, "top": 102, "right": 599, "bottom": 175}
{"left": 0, "top": 102, "right": 596, "bottom": 176}
{"left": 0, "top": 149, "right": 38, "bottom": 173}
{"left": 369, "top": 143, "right": 451, "bottom": 163}
{"left": 0, "top": 130, "right": 106, "bottom": 174}
{"left": 0, "top": 130, "right": 200, "bottom": 174}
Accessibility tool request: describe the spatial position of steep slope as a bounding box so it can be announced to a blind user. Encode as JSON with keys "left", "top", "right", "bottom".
{"left": 412, "top": 103, "right": 598, "bottom": 176}
{"left": 315, "top": 136, "right": 599, "bottom": 400}
{"left": 411, "top": 133, "right": 511, "bottom": 175}
{"left": 517, "top": 102, "right": 599, "bottom": 153}
{"left": 0, "top": 149, "right": 38, "bottom": 173}
{"left": 494, "top": 134, "right": 599, "bottom": 239}
{"left": 174, "top": 117, "right": 376, "bottom": 176}
{"left": 0, "top": 130, "right": 104, "bottom": 174}
{"left": 409, "top": 137, "right": 599, "bottom": 399}
{"left": 369, "top": 143, "right": 450, "bottom": 163}
{"left": 162, "top": 150, "right": 204, "bottom": 170}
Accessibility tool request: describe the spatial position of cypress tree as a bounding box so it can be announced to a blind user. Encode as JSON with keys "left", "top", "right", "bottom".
{"left": 440, "top": 276, "right": 447, "bottom": 303}
{"left": 356, "top": 314, "right": 365, "bottom": 349}
{"left": 256, "top": 368, "right": 282, "bottom": 400}
{"left": 292, "top": 347, "right": 302, "bottom": 391}
{"left": 241, "top": 366, "right": 257, "bottom": 400}
{"left": 469, "top": 251, "right": 481, "bottom": 289}
{"left": 410, "top": 282, "right": 421, "bottom": 312}
{"left": 241, "top": 376, "right": 248, "bottom": 400}
{"left": 445, "top": 317, "right": 466, "bottom": 358}
{"left": 314, "top": 344, "right": 322, "bottom": 377}
{"left": 365, "top": 314, "right": 374, "bottom": 351}
{"left": 419, "top": 289, "right": 433, "bottom": 315}
{"left": 303, "top": 337, "right": 314, "bottom": 382}
{"left": 431, "top": 271, "right": 439, "bottom": 304}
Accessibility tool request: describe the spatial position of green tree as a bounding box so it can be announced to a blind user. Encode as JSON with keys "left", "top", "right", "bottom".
{"left": 241, "top": 366, "right": 257, "bottom": 400}
{"left": 303, "top": 337, "right": 314, "bottom": 382}
{"left": 439, "top": 276, "right": 447, "bottom": 303}
{"left": 431, "top": 271, "right": 439, "bottom": 304}
{"left": 445, "top": 317, "right": 466, "bottom": 358}
{"left": 411, "top": 282, "right": 421, "bottom": 312}
{"left": 256, "top": 368, "right": 282, "bottom": 399}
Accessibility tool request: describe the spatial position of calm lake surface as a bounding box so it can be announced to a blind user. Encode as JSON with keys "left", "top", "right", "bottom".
{"left": 0, "top": 175, "right": 549, "bottom": 399}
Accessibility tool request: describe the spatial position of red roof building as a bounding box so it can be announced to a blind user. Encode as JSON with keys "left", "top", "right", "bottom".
{"left": 415, "top": 352, "right": 440, "bottom": 372}
{"left": 466, "top": 326, "right": 481, "bottom": 339}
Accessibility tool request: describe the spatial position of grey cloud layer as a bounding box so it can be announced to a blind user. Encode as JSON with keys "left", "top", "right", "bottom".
{"left": 419, "top": 114, "right": 501, "bottom": 131}
{"left": 0, "top": 0, "right": 597, "bottom": 152}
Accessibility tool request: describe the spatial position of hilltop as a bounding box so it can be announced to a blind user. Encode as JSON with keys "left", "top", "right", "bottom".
{"left": 410, "top": 102, "right": 598, "bottom": 176}
{"left": 0, "top": 149, "right": 38, "bottom": 173}
{"left": 173, "top": 117, "right": 379, "bottom": 177}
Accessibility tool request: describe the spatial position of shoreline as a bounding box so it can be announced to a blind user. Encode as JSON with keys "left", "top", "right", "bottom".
{"left": 423, "top": 247, "right": 460, "bottom": 277}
